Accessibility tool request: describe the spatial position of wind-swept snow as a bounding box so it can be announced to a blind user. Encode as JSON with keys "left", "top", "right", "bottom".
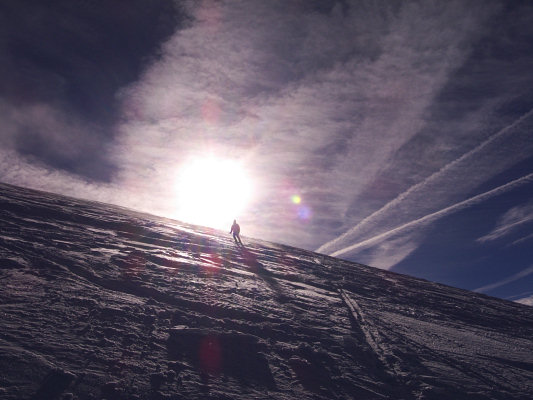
{"left": 0, "top": 183, "right": 532, "bottom": 399}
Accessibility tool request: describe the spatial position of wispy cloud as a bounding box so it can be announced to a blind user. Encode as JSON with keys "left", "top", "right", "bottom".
{"left": 477, "top": 201, "right": 533, "bottom": 243}
{"left": 474, "top": 265, "right": 533, "bottom": 293}
{"left": 510, "top": 233, "right": 533, "bottom": 247}
{"left": 515, "top": 295, "right": 533, "bottom": 307}
{"left": 355, "top": 233, "right": 421, "bottom": 270}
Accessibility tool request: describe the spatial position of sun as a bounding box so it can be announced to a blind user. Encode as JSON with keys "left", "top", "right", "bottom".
{"left": 175, "top": 156, "right": 253, "bottom": 229}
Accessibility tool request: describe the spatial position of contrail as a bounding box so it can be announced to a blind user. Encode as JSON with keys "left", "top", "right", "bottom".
{"left": 474, "top": 265, "right": 533, "bottom": 293}
{"left": 328, "top": 172, "right": 533, "bottom": 258}
{"left": 318, "top": 107, "right": 533, "bottom": 255}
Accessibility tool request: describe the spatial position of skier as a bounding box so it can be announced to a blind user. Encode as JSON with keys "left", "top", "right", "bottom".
{"left": 230, "top": 219, "right": 243, "bottom": 245}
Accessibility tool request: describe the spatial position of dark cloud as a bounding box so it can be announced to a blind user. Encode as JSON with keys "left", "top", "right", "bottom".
{"left": 0, "top": 0, "right": 188, "bottom": 181}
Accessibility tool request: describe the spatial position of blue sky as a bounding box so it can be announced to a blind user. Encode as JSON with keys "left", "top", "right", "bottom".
{"left": 1, "top": 0, "right": 532, "bottom": 304}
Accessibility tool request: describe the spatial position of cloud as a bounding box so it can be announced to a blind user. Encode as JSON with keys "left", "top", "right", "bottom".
{"left": 355, "top": 232, "right": 421, "bottom": 270}
{"left": 515, "top": 295, "right": 533, "bottom": 307}
{"left": 0, "top": 148, "right": 111, "bottom": 202}
{"left": 0, "top": 100, "right": 115, "bottom": 181}
{"left": 317, "top": 107, "right": 533, "bottom": 259}
{"left": 0, "top": 0, "right": 184, "bottom": 181}
{"left": 510, "top": 233, "right": 533, "bottom": 247}
{"left": 474, "top": 265, "right": 533, "bottom": 293}
{"left": 324, "top": 172, "right": 533, "bottom": 259}
{"left": 0, "top": 145, "right": 176, "bottom": 219}
{"left": 477, "top": 201, "right": 533, "bottom": 243}
{"left": 113, "top": 0, "right": 502, "bottom": 246}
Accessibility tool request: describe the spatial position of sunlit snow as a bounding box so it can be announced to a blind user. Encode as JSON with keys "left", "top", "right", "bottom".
{"left": 1, "top": 182, "right": 532, "bottom": 400}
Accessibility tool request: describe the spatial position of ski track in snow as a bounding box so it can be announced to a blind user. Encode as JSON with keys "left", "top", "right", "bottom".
{"left": 0, "top": 182, "right": 533, "bottom": 400}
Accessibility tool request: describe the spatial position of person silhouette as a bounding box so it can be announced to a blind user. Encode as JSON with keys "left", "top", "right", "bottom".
{"left": 230, "top": 219, "right": 243, "bottom": 245}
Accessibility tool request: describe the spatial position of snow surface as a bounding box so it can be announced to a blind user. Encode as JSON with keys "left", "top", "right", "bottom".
{"left": 0, "top": 182, "right": 532, "bottom": 400}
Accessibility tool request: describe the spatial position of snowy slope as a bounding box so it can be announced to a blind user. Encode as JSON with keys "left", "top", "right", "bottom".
{"left": 1, "top": 182, "right": 532, "bottom": 400}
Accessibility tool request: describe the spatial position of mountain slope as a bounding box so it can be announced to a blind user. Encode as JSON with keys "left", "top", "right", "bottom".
{"left": 1, "top": 182, "right": 532, "bottom": 400}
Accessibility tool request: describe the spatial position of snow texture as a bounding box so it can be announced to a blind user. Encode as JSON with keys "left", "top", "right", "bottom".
{"left": 0, "top": 182, "right": 532, "bottom": 400}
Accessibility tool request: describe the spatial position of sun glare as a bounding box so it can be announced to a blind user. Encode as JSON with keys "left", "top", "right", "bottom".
{"left": 175, "top": 157, "right": 253, "bottom": 229}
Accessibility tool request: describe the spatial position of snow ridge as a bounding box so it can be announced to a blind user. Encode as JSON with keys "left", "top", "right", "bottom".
{"left": 1, "top": 182, "right": 532, "bottom": 400}
{"left": 338, "top": 289, "right": 390, "bottom": 369}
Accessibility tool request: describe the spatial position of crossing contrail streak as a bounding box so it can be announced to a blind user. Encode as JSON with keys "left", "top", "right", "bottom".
{"left": 328, "top": 172, "right": 533, "bottom": 258}
{"left": 318, "top": 107, "right": 533, "bottom": 255}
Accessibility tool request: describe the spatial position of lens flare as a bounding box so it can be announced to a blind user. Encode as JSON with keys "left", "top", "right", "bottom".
{"left": 199, "top": 335, "right": 222, "bottom": 375}
{"left": 291, "top": 195, "right": 301, "bottom": 204}
{"left": 297, "top": 205, "right": 312, "bottom": 220}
